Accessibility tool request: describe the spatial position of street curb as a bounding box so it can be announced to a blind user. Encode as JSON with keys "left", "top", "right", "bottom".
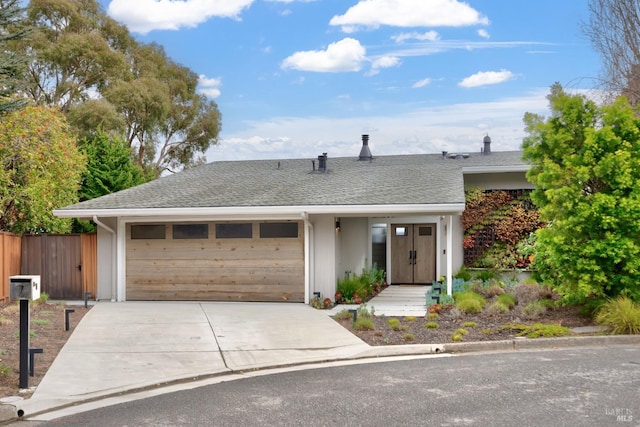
{"left": 2, "top": 334, "right": 640, "bottom": 424}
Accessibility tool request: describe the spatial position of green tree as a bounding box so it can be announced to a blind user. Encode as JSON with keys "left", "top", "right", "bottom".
{"left": 18, "top": 1, "right": 221, "bottom": 176}
{"left": 79, "top": 131, "right": 145, "bottom": 201}
{"left": 0, "top": 0, "right": 29, "bottom": 114}
{"left": 523, "top": 83, "right": 640, "bottom": 302}
{"left": 0, "top": 106, "right": 85, "bottom": 234}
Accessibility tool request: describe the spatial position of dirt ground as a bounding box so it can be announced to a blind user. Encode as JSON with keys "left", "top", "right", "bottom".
{"left": 334, "top": 304, "right": 596, "bottom": 346}
{"left": 0, "top": 301, "right": 91, "bottom": 399}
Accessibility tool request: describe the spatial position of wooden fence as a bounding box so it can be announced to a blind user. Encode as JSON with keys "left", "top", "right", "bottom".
{"left": 0, "top": 231, "right": 22, "bottom": 302}
{"left": 1, "top": 232, "right": 96, "bottom": 302}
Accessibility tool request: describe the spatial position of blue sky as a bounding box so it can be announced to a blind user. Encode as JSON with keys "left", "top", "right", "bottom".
{"left": 98, "top": 0, "right": 601, "bottom": 162}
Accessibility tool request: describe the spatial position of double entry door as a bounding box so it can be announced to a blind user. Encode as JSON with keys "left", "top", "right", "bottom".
{"left": 390, "top": 223, "right": 436, "bottom": 285}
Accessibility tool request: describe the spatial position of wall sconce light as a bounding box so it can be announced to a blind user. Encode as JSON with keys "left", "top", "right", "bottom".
{"left": 335, "top": 219, "right": 341, "bottom": 232}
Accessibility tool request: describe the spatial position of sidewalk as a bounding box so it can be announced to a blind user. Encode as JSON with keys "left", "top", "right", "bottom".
{"left": 1, "top": 295, "right": 639, "bottom": 424}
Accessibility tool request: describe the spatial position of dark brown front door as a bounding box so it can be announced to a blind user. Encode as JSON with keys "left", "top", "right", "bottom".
{"left": 390, "top": 224, "right": 436, "bottom": 284}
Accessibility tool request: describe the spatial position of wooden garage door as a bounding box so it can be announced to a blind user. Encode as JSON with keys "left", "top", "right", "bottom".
{"left": 126, "top": 221, "right": 304, "bottom": 302}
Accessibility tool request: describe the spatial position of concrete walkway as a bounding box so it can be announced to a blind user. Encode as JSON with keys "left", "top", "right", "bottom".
{"left": 326, "top": 285, "right": 429, "bottom": 317}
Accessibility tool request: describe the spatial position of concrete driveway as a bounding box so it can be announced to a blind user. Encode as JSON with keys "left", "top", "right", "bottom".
{"left": 18, "top": 302, "right": 371, "bottom": 417}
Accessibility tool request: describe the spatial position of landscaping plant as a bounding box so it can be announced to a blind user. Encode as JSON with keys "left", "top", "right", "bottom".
{"left": 595, "top": 296, "right": 640, "bottom": 335}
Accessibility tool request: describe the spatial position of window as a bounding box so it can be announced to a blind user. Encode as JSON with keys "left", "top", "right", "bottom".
{"left": 395, "top": 226, "right": 408, "bottom": 237}
{"left": 173, "top": 224, "right": 208, "bottom": 239}
{"left": 131, "top": 224, "right": 166, "bottom": 239}
{"left": 260, "top": 222, "right": 298, "bottom": 238}
{"left": 418, "top": 226, "right": 433, "bottom": 236}
{"left": 216, "top": 223, "right": 252, "bottom": 239}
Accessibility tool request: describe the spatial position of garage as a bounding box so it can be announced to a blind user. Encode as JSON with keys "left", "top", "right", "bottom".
{"left": 125, "top": 221, "right": 304, "bottom": 302}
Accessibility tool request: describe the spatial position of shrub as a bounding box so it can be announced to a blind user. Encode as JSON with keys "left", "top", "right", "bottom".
{"left": 387, "top": 318, "right": 401, "bottom": 331}
{"left": 454, "top": 292, "right": 486, "bottom": 314}
{"left": 36, "top": 292, "right": 50, "bottom": 305}
{"left": 487, "top": 301, "right": 509, "bottom": 314}
{"left": 454, "top": 266, "right": 472, "bottom": 282}
{"left": 353, "top": 317, "right": 374, "bottom": 331}
{"left": 337, "top": 275, "right": 362, "bottom": 301}
{"left": 511, "top": 282, "right": 548, "bottom": 306}
{"left": 496, "top": 293, "right": 516, "bottom": 309}
{"left": 402, "top": 333, "right": 415, "bottom": 341}
{"left": 425, "top": 321, "right": 439, "bottom": 329}
{"left": 595, "top": 297, "right": 640, "bottom": 335}
{"left": 521, "top": 300, "right": 548, "bottom": 318}
{"left": 334, "top": 309, "right": 353, "bottom": 321}
{"left": 475, "top": 269, "right": 496, "bottom": 283}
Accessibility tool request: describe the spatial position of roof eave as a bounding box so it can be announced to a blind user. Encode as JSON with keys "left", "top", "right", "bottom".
{"left": 53, "top": 203, "right": 466, "bottom": 220}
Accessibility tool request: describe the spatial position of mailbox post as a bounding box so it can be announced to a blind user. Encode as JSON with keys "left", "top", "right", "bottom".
{"left": 9, "top": 276, "right": 41, "bottom": 389}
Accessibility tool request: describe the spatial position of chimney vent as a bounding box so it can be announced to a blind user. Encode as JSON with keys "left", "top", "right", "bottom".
{"left": 358, "top": 134, "right": 372, "bottom": 161}
{"left": 483, "top": 135, "right": 491, "bottom": 155}
{"left": 317, "top": 153, "right": 328, "bottom": 172}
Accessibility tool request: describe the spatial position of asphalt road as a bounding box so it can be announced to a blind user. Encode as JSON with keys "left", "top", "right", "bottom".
{"left": 30, "top": 346, "right": 640, "bottom": 426}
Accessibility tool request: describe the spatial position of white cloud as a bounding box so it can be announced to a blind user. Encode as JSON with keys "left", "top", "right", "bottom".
{"left": 412, "top": 78, "right": 432, "bottom": 88}
{"left": 198, "top": 75, "right": 222, "bottom": 99}
{"left": 106, "top": 0, "right": 254, "bottom": 34}
{"left": 207, "top": 90, "right": 552, "bottom": 162}
{"left": 330, "top": 0, "right": 489, "bottom": 32}
{"left": 281, "top": 38, "right": 366, "bottom": 72}
{"left": 392, "top": 31, "right": 440, "bottom": 44}
{"left": 478, "top": 29, "right": 490, "bottom": 39}
{"left": 458, "top": 70, "right": 515, "bottom": 88}
{"left": 367, "top": 55, "right": 401, "bottom": 76}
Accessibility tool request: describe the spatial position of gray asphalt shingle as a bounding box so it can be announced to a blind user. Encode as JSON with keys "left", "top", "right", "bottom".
{"left": 57, "top": 151, "right": 527, "bottom": 211}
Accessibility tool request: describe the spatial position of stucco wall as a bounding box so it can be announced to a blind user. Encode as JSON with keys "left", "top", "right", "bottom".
{"left": 96, "top": 217, "right": 116, "bottom": 301}
{"left": 311, "top": 214, "right": 337, "bottom": 301}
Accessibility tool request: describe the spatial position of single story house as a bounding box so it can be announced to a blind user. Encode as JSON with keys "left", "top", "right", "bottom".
{"left": 53, "top": 135, "right": 532, "bottom": 303}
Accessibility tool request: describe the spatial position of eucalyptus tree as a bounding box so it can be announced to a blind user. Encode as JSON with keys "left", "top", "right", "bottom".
{"left": 0, "top": 0, "right": 30, "bottom": 114}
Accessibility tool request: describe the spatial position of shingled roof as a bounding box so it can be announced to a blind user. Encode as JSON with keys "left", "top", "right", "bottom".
{"left": 55, "top": 150, "right": 527, "bottom": 216}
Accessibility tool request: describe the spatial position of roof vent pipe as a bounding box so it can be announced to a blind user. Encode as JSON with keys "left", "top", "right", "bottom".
{"left": 358, "top": 134, "right": 372, "bottom": 161}
{"left": 483, "top": 135, "right": 491, "bottom": 155}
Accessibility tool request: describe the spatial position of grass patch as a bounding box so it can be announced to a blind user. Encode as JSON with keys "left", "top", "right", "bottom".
{"left": 425, "top": 313, "right": 439, "bottom": 320}
{"left": 0, "top": 363, "right": 10, "bottom": 376}
{"left": 595, "top": 297, "right": 640, "bottom": 335}
{"left": 463, "top": 321, "right": 477, "bottom": 328}
{"left": 504, "top": 323, "right": 572, "bottom": 338}
{"left": 487, "top": 301, "right": 509, "bottom": 314}
{"left": 455, "top": 328, "right": 469, "bottom": 336}
{"left": 32, "top": 319, "right": 50, "bottom": 326}
{"left": 522, "top": 300, "right": 548, "bottom": 318}
{"left": 353, "top": 317, "right": 375, "bottom": 331}
{"left": 481, "top": 328, "right": 492, "bottom": 335}
{"left": 38, "top": 310, "right": 54, "bottom": 317}
{"left": 0, "top": 316, "right": 12, "bottom": 326}
{"left": 2, "top": 304, "right": 20, "bottom": 316}
{"left": 496, "top": 293, "right": 516, "bottom": 309}
{"left": 402, "top": 333, "right": 415, "bottom": 341}
{"left": 404, "top": 316, "right": 417, "bottom": 322}
{"left": 425, "top": 321, "right": 439, "bottom": 329}
{"left": 451, "top": 333, "right": 463, "bottom": 342}
{"left": 334, "top": 309, "right": 353, "bottom": 321}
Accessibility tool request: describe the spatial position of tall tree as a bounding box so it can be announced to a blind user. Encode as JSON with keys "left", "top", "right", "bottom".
{"left": 583, "top": 0, "right": 640, "bottom": 105}
{"left": 0, "top": 106, "right": 85, "bottom": 234}
{"left": 523, "top": 83, "right": 640, "bottom": 302}
{"left": 0, "top": 0, "right": 29, "bottom": 114}
{"left": 79, "top": 131, "right": 145, "bottom": 201}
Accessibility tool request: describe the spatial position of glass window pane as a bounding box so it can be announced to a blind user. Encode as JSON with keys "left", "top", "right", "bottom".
{"left": 216, "top": 223, "right": 252, "bottom": 239}
{"left": 395, "top": 226, "right": 408, "bottom": 236}
{"left": 260, "top": 222, "right": 298, "bottom": 238}
{"left": 173, "top": 224, "right": 208, "bottom": 239}
{"left": 131, "top": 224, "right": 166, "bottom": 239}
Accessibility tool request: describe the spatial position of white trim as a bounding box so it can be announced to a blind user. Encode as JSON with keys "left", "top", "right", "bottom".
{"left": 53, "top": 203, "right": 465, "bottom": 219}
{"left": 116, "top": 218, "right": 126, "bottom": 302}
{"left": 462, "top": 165, "right": 530, "bottom": 174}
{"left": 446, "top": 215, "right": 453, "bottom": 296}
{"left": 301, "top": 212, "right": 313, "bottom": 304}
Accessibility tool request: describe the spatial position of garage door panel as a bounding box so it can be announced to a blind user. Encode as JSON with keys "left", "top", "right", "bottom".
{"left": 126, "top": 221, "right": 304, "bottom": 302}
